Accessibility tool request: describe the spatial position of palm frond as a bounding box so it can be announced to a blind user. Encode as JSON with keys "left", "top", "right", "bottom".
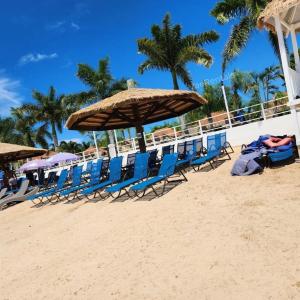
{"left": 77, "top": 64, "right": 98, "bottom": 87}
{"left": 176, "top": 66, "right": 194, "bottom": 90}
{"left": 178, "top": 46, "right": 213, "bottom": 67}
{"left": 222, "top": 16, "right": 254, "bottom": 75}
{"left": 183, "top": 31, "right": 219, "bottom": 47}
{"left": 211, "top": 0, "right": 247, "bottom": 24}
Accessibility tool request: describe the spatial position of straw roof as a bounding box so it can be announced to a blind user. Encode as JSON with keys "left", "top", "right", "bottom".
{"left": 258, "top": 0, "right": 300, "bottom": 32}
{"left": 0, "top": 143, "right": 47, "bottom": 163}
{"left": 66, "top": 88, "right": 207, "bottom": 131}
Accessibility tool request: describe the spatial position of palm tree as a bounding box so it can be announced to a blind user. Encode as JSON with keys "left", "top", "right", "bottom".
{"left": 229, "top": 70, "right": 250, "bottom": 110}
{"left": 211, "top": 0, "right": 280, "bottom": 75}
{"left": 65, "top": 57, "right": 128, "bottom": 147}
{"left": 58, "top": 140, "right": 90, "bottom": 153}
{"left": 137, "top": 13, "right": 219, "bottom": 127}
{"left": 11, "top": 107, "right": 50, "bottom": 148}
{"left": 21, "top": 86, "right": 67, "bottom": 149}
{"left": 185, "top": 82, "right": 226, "bottom": 124}
{"left": 259, "top": 66, "right": 280, "bottom": 101}
{"left": 0, "top": 117, "right": 22, "bottom": 144}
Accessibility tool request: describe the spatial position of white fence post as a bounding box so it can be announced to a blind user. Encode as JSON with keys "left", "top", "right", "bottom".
{"left": 261, "top": 102, "right": 266, "bottom": 120}
{"left": 221, "top": 83, "right": 232, "bottom": 128}
{"left": 173, "top": 128, "right": 178, "bottom": 141}
{"left": 132, "top": 138, "right": 136, "bottom": 151}
{"left": 92, "top": 131, "right": 100, "bottom": 159}
{"left": 198, "top": 120, "right": 203, "bottom": 136}
{"left": 151, "top": 133, "right": 156, "bottom": 146}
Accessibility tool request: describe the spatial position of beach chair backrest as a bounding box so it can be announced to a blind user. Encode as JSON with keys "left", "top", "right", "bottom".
{"left": 85, "top": 161, "right": 93, "bottom": 173}
{"left": 162, "top": 145, "right": 174, "bottom": 157}
{"left": 158, "top": 153, "right": 178, "bottom": 177}
{"left": 108, "top": 157, "right": 123, "bottom": 183}
{"left": 56, "top": 169, "right": 69, "bottom": 190}
{"left": 126, "top": 153, "right": 136, "bottom": 167}
{"left": 148, "top": 149, "right": 158, "bottom": 169}
{"left": 0, "top": 187, "right": 7, "bottom": 199}
{"left": 185, "top": 141, "right": 194, "bottom": 154}
{"left": 102, "top": 159, "right": 110, "bottom": 174}
{"left": 71, "top": 166, "right": 83, "bottom": 187}
{"left": 193, "top": 138, "right": 203, "bottom": 154}
{"left": 207, "top": 134, "right": 221, "bottom": 152}
{"left": 15, "top": 180, "right": 29, "bottom": 197}
{"left": 177, "top": 142, "right": 185, "bottom": 159}
{"left": 47, "top": 171, "right": 57, "bottom": 184}
{"left": 134, "top": 152, "right": 150, "bottom": 179}
{"left": 220, "top": 132, "right": 226, "bottom": 147}
{"left": 90, "top": 159, "right": 103, "bottom": 185}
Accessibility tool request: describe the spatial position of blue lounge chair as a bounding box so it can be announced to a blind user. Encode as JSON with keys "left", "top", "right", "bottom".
{"left": 29, "top": 166, "right": 82, "bottom": 203}
{"left": 176, "top": 140, "right": 196, "bottom": 165}
{"left": 130, "top": 153, "right": 180, "bottom": 198}
{"left": 83, "top": 160, "right": 93, "bottom": 175}
{"left": 123, "top": 153, "right": 136, "bottom": 179}
{"left": 79, "top": 156, "right": 123, "bottom": 200}
{"left": 220, "top": 132, "right": 234, "bottom": 154}
{"left": 177, "top": 142, "right": 185, "bottom": 159}
{"left": 162, "top": 144, "right": 175, "bottom": 157}
{"left": 268, "top": 148, "right": 294, "bottom": 167}
{"left": 147, "top": 149, "right": 159, "bottom": 175}
{"left": 106, "top": 153, "right": 150, "bottom": 199}
{"left": 59, "top": 160, "right": 102, "bottom": 201}
{"left": 191, "top": 134, "right": 223, "bottom": 171}
{"left": 27, "top": 169, "right": 69, "bottom": 204}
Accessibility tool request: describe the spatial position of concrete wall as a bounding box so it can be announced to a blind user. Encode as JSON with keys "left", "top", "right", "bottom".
{"left": 226, "top": 111, "right": 300, "bottom": 146}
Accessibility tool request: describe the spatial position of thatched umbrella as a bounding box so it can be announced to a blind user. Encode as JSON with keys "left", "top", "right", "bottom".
{"left": 66, "top": 88, "right": 207, "bottom": 152}
{"left": 257, "top": 0, "right": 300, "bottom": 33}
{"left": 0, "top": 143, "right": 47, "bottom": 163}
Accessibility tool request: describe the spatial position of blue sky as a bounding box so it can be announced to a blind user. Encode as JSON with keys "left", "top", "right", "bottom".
{"left": 0, "top": 0, "right": 287, "bottom": 144}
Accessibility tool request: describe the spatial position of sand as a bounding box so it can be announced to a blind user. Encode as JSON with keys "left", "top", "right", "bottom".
{"left": 1, "top": 149, "right": 300, "bottom": 300}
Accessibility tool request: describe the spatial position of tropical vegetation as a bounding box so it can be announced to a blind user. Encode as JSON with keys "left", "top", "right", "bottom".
{"left": 0, "top": 9, "right": 286, "bottom": 153}
{"left": 211, "top": 0, "right": 280, "bottom": 75}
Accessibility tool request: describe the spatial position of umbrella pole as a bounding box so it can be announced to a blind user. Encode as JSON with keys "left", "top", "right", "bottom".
{"left": 135, "top": 125, "right": 146, "bottom": 153}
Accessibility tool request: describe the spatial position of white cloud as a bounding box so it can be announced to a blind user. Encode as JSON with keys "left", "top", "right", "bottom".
{"left": 47, "top": 20, "right": 80, "bottom": 32}
{"left": 0, "top": 72, "right": 23, "bottom": 115}
{"left": 46, "top": 21, "right": 65, "bottom": 31}
{"left": 71, "top": 22, "right": 80, "bottom": 30}
{"left": 19, "top": 53, "right": 58, "bottom": 65}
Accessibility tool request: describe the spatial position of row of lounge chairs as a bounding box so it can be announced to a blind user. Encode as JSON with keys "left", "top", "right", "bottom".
{"left": 0, "top": 132, "right": 233, "bottom": 209}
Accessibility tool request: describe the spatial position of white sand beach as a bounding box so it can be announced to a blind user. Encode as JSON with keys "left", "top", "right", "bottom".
{"left": 1, "top": 150, "right": 300, "bottom": 300}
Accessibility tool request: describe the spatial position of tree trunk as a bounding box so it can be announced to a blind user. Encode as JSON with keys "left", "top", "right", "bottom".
{"left": 171, "top": 70, "right": 180, "bottom": 90}
{"left": 135, "top": 125, "right": 146, "bottom": 153}
{"left": 171, "top": 70, "right": 186, "bottom": 131}
{"left": 51, "top": 121, "right": 58, "bottom": 149}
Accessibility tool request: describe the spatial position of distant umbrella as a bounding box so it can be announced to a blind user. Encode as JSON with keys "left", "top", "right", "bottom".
{"left": 46, "top": 152, "right": 79, "bottom": 165}
{"left": 0, "top": 143, "right": 46, "bottom": 163}
{"left": 19, "top": 159, "right": 51, "bottom": 172}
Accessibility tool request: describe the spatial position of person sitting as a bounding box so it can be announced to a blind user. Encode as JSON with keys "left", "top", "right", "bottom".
{"left": 263, "top": 136, "right": 293, "bottom": 148}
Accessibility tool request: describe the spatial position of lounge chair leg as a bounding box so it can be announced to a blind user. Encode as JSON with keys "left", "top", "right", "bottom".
{"left": 134, "top": 190, "right": 146, "bottom": 198}
{"left": 151, "top": 186, "right": 159, "bottom": 196}
{"left": 209, "top": 161, "right": 215, "bottom": 170}
{"left": 179, "top": 170, "right": 188, "bottom": 181}
{"left": 223, "top": 147, "right": 231, "bottom": 160}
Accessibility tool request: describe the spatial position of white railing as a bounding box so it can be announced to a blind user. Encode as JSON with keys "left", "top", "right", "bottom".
{"left": 116, "top": 96, "right": 291, "bottom": 153}
{"left": 42, "top": 96, "right": 292, "bottom": 168}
